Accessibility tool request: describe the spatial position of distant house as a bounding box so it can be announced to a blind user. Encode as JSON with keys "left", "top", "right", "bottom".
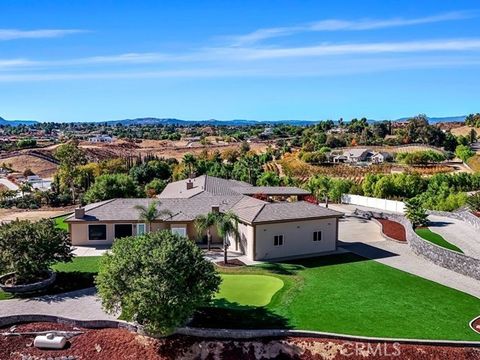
{"left": 342, "top": 149, "right": 374, "bottom": 163}
{"left": 88, "top": 135, "right": 113, "bottom": 143}
{"left": 66, "top": 175, "right": 343, "bottom": 261}
{"left": 371, "top": 152, "right": 393, "bottom": 164}
{"left": 260, "top": 127, "right": 274, "bottom": 138}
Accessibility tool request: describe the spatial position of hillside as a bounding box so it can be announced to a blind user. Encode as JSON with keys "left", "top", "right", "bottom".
{"left": 0, "top": 116, "right": 38, "bottom": 126}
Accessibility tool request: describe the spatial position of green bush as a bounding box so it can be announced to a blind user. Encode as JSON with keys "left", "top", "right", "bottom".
{"left": 96, "top": 230, "right": 221, "bottom": 335}
{"left": 0, "top": 219, "right": 72, "bottom": 284}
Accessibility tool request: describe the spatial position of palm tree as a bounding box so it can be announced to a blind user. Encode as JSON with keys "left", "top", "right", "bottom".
{"left": 194, "top": 212, "right": 218, "bottom": 250}
{"left": 182, "top": 153, "right": 197, "bottom": 177}
{"left": 215, "top": 211, "right": 239, "bottom": 264}
{"left": 134, "top": 200, "right": 172, "bottom": 233}
{"left": 19, "top": 182, "right": 33, "bottom": 197}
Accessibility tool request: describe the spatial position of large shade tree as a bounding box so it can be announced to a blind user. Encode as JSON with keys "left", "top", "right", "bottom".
{"left": 96, "top": 230, "right": 221, "bottom": 335}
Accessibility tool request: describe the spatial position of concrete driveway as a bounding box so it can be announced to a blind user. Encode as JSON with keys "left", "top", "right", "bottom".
{"left": 330, "top": 204, "right": 480, "bottom": 298}
{"left": 428, "top": 215, "right": 480, "bottom": 259}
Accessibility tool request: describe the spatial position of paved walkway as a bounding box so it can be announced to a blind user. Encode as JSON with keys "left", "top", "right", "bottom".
{"left": 428, "top": 215, "right": 480, "bottom": 259}
{"left": 0, "top": 288, "right": 114, "bottom": 320}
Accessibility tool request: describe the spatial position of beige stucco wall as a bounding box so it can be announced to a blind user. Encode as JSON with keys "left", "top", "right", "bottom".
{"left": 225, "top": 221, "right": 254, "bottom": 258}
{"left": 70, "top": 221, "right": 141, "bottom": 246}
{"left": 254, "top": 218, "right": 338, "bottom": 261}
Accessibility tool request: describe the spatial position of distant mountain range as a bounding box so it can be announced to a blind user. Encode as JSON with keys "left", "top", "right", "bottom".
{"left": 0, "top": 115, "right": 469, "bottom": 126}
{"left": 0, "top": 116, "right": 37, "bottom": 126}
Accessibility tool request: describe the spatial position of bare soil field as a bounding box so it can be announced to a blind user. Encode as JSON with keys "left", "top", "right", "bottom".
{"left": 451, "top": 126, "right": 480, "bottom": 137}
{"left": 76, "top": 139, "right": 271, "bottom": 161}
{"left": 0, "top": 154, "right": 58, "bottom": 178}
{"left": 0, "top": 206, "right": 74, "bottom": 222}
{"left": 1, "top": 322, "right": 479, "bottom": 360}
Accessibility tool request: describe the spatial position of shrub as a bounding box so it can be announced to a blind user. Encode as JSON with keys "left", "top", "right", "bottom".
{"left": 467, "top": 193, "right": 480, "bottom": 212}
{"left": 405, "top": 198, "right": 428, "bottom": 228}
{"left": 96, "top": 230, "right": 221, "bottom": 335}
{"left": 0, "top": 219, "right": 72, "bottom": 284}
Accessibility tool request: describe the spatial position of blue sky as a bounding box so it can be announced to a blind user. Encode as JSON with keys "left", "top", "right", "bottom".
{"left": 1, "top": 0, "right": 480, "bottom": 122}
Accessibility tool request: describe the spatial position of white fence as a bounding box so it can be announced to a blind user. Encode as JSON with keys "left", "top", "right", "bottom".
{"left": 341, "top": 194, "right": 406, "bottom": 214}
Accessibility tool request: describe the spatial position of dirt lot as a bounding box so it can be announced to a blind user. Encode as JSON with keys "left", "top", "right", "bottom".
{"left": 0, "top": 154, "right": 58, "bottom": 178}
{"left": 0, "top": 207, "right": 74, "bottom": 222}
{"left": 79, "top": 139, "right": 271, "bottom": 161}
{"left": 1, "top": 322, "right": 479, "bottom": 360}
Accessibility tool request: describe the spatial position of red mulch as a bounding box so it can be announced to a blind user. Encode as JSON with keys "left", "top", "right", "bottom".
{"left": 215, "top": 259, "right": 246, "bottom": 267}
{"left": 473, "top": 211, "right": 480, "bottom": 218}
{"left": 2, "top": 323, "right": 480, "bottom": 360}
{"left": 375, "top": 218, "right": 407, "bottom": 242}
{"left": 472, "top": 317, "right": 480, "bottom": 334}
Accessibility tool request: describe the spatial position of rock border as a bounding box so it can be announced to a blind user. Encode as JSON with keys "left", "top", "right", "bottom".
{"left": 0, "top": 271, "right": 57, "bottom": 294}
{"left": 469, "top": 315, "right": 480, "bottom": 335}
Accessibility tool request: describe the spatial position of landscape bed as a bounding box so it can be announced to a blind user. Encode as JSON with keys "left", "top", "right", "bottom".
{"left": 1, "top": 322, "right": 479, "bottom": 360}
{"left": 375, "top": 218, "right": 407, "bottom": 242}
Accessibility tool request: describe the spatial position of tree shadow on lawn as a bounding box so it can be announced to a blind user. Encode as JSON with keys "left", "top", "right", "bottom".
{"left": 280, "top": 252, "right": 376, "bottom": 269}
{"left": 11, "top": 271, "right": 96, "bottom": 301}
{"left": 190, "top": 298, "right": 292, "bottom": 329}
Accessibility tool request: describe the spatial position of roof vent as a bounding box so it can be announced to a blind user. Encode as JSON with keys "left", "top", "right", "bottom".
{"left": 74, "top": 207, "right": 85, "bottom": 219}
{"left": 186, "top": 180, "right": 194, "bottom": 190}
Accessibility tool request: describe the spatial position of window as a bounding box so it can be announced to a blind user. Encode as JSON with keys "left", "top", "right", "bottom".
{"left": 171, "top": 227, "right": 187, "bottom": 237}
{"left": 274, "top": 235, "right": 284, "bottom": 246}
{"left": 114, "top": 224, "right": 133, "bottom": 239}
{"left": 89, "top": 225, "right": 107, "bottom": 241}
{"left": 137, "top": 223, "right": 146, "bottom": 236}
{"left": 313, "top": 231, "right": 322, "bottom": 242}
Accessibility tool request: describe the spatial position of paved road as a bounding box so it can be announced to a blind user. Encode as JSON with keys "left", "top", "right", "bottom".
{"left": 428, "top": 215, "right": 480, "bottom": 259}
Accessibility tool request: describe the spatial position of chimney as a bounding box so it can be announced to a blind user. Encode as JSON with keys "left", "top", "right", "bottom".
{"left": 74, "top": 207, "right": 85, "bottom": 219}
{"left": 211, "top": 205, "right": 220, "bottom": 213}
{"left": 186, "top": 180, "right": 193, "bottom": 190}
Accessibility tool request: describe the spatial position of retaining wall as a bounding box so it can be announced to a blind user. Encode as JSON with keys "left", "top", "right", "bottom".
{"left": 0, "top": 314, "right": 138, "bottom": 332}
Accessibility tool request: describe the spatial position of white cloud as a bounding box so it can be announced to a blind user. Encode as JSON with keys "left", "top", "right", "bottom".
{"left": 0, "top": 29, "right": 86, "bottom": 41}
{"left": 230, "top": 11, "right": 476, "bottom": 45}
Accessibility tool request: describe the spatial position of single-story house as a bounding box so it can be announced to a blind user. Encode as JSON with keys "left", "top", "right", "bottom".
{"left": 371, "top": 152, "right": 394, "bottom": 164}
{"left": 343, "top": 149, "right": 374, "bottom": 163}
{"left": 66, "top": 175, "right": 344, "bottom": 261}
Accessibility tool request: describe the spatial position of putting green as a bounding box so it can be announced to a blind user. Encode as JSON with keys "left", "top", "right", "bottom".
{"left": 215, "top": 274, "right": 284, "bottom": 307}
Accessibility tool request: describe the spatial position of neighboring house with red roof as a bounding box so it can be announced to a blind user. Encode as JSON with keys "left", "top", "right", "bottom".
{"left": 65, "top": 175, "right": 343, "bottom": 261}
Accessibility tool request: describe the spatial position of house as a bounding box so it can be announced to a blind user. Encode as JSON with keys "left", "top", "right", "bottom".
{"left": 66, "top": 175, "right": 343, "bottom": 261}
{"left": 371, "top": 152, "right": 393, "bottom": 164}
{"left": 342, "top": 149, "right": 373, "bottom": 163}
{"left": 88, "top": 135, "right": 114, "bottom": 143}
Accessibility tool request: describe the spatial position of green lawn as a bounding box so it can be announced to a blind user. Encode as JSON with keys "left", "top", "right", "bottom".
{"left": 196, "top": 253, "right": 480, "bottom": 341}
{"left": 53, "top": 215, "right": 69, "bottom": 231}
{"left": 415, "top": 228, "right": 463, "bottom": 253}
{"left": 0, "top": 256, "right": 101, "bottom": 301}
{"left": 215, "top": 274, "right": 284, "bottom": 307}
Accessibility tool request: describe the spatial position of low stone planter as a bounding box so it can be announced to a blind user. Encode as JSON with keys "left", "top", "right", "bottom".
{"left": 0, "top": 270, "right": 56, "bottom": 294}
